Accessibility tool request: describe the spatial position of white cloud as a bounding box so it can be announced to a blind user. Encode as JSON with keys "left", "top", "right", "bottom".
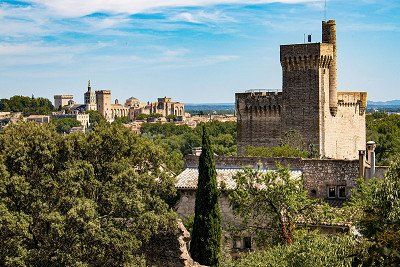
{"left": 171, "top": 10, "right": 236, "bottom": 24}
{"left": 30, "top": 0, "right": 318, "bottom": 17}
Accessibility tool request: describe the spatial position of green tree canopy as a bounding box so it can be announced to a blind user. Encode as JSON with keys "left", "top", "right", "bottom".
{"left": 86, "top": 110, "right": 107, "bottom": 126}
{"left": 231, "top": 231, "right": 358, "bottom": 267}
{"left": 366, "top": 112, "right": 400, "bottom": 165}
{"left": 0, "top": 122, "right": 176, "bottom": 266}
{"left": 0, "top": 95, "right": 54, "bottom": 116}
{"left": 347, "top": 159, "right": 400, "bottom": 265}
{"left": 229, "top": 167, "right": 322, "bottom": 246}
{"left": 51, "top": 118, "right": 81, "bottom": 133}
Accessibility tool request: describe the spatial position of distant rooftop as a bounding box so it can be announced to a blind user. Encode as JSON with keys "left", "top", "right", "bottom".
{"left": 244, "top": 89, "right": 281, "bottom": 93}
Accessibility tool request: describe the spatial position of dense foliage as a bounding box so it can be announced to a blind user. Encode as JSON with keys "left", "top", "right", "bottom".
{"left": 0, "top": 122, "right": 176, "bottom": 266}
{"left": 346, "top": 159, "right": 400, "bottom": 266}
{"left": 86, "top": 110, "right": 107, "bottom": 126}
{"left": 366, "top": 112, "right": 400, "bottom": 165}
{"left": 51, "top": 118, "right": 81, "bottom": 133}
{"left": 231, "top": 231, "right": 358, "bottom": 267}
{"left": 140, "top": 121, "right": 236, "bottom": 172}
{"left": 228, "top": 167, "right": 321, "bottom": 246}
{"left": 0, "top": 96, "right": 54, "bottom": 116}
{"left": 190, "top": 127, "right": 222, "bottom": 267}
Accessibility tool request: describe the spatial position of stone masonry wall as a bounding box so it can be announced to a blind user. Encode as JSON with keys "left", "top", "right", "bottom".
{"left": 236, "top": 21, "right": 367, "bottom": 160}
{"left": 236, "top": 92, "right": 283, "bottom": 155}
{"left": 183, "top": 155, "right": 360, "bottom": 200}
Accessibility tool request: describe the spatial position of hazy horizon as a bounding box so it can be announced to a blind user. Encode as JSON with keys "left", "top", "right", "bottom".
{"left": 1, "top": 0, "right": 399, "bottom": 103}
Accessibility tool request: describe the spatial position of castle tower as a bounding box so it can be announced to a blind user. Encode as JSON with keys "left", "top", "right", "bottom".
{"left": 236, "top": 20, "right": 367, "bottom": 160}
{"left": 95, "top": 90, "right": 111, "bottom": 120}
{"left": 322, "top": 20, "right": 338, "bottom": 116}
{"left": 84, "top": 80, "right": 97, "bottom": 111}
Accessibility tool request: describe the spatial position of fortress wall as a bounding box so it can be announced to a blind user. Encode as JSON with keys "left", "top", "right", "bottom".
{"left": 322, "top": 90, "right": 367, "bottom": 160}
{"left": 236, "top": 92, "right": 283, "bottom": 155}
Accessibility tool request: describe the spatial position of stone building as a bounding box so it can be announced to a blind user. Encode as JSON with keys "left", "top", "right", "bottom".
{"left": 175, "top": 144, "right": 388, "bottom": 250}
{"left": 84, "top": 80, "right": 97, "bottom": 111}
{"left": 129, "top": 97, "right": 185, "bottom": 120}
{"left": 52, "top": 113, "right": 90, "bottom": 130}
{"left": 236, "top": 20, "right": 367, "bottom": 160}
{"left": 54, "top": 95, "right": 74, "bottom": 110}
{"left": 157, "top": 97, "right": 185, "bottom": 117}
{"left": 25, "top": 115, "right": 51, "bottom": 124}
{"left": 95, "top": 90, "right": 128, "bottom": 121}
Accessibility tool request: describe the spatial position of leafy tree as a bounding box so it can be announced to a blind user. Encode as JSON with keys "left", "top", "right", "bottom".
{"left": 366, "top": 112, "right": 400, "bottom": 165}
{"left": 347, "top": 159, "right": 400, "bottom": 266}
{"left": 231, "top": 230, "right": 358, "bottom": 267}
{"left": 86, "top": 110, "right": 107, "bottom": 126}
{"left": 112, "top": 116, "right": 130, "bottom": 124}
{"left": 0, "top": 122, "right": 177, "bottom": 266}
{"left": 166, "top": 114, "right": 177, "bottom": 121}
{"left": 135, "top": 114, "right": 149, "bottom": 120}
{"left": 190, "top": 126, "right": 222, "bottom": 266}
{"left": 229, "top": 167, "right": 319, "bottom": 246}
{"left": 51, "top": 118, "right": 81, "bottom": 133}
{"left": 149, "top": 113, "right": 163, "bottom": 119}
{"left": 0, "top": 95, "right": 54, "bottom": 115}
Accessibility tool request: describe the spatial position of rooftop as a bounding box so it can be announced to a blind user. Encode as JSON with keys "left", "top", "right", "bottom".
{"left": 176, "top": 167, "right": 302, "bottom": 190}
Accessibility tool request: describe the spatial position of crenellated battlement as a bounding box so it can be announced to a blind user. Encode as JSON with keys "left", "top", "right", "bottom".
{"left": 236, "top": 91, "right": 283, "bottom": 117}
{"left": 237, "top": 20, "right": 367, "bottom": 160}
{"left": 337, "top": 92, "right": 367, "bottom": 115}
{"left": 280, "top": 43, "right": 333, "bottom": 71}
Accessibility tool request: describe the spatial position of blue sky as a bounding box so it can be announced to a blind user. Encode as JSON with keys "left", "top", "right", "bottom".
{"left": 0, "top": 0, "right": 399, "bottom": 103}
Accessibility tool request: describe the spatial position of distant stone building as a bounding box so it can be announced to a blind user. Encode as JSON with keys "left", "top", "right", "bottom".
{"left": 54, "top": 95, "right": 74, "bottom": 110}
{"left": 125, "top": 97, "right": 141, "bottom": 109}
{"left": 157, "top": 97, "right": 185, "bottom": 117}
{"left": 84, "top": 80, "right": 97, "bottom": 111}
{"left": 236, "top": 20, "right": 367, "bottom": 160}
{"left": 25, "top": 115, "right": 51, "bottom": 124}
{"left": 96, "top": 90, "right": 129, "bottom": 121}
{"left": 129, "top": 97, "right": 185, "bottom": 120}
{"left": 52, "top": 113, "right": 90, "bottom": 130}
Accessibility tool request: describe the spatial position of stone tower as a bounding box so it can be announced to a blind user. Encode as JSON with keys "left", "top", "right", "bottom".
{"left": 236, "top": 20, "right": 367, "bottom": 160}
{"left": 84, "top": 80, "right": 97, "bottom": 111}
{"left": 95, "top": 90, "right": 111, "bottom": 120}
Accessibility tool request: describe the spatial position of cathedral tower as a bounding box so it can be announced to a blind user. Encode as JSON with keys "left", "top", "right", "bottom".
{"left": 84, "top": 80, "right": 97, "bottom": 111}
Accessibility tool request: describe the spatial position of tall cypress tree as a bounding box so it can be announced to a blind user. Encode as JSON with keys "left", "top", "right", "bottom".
{"left": 190, "top": 126, "right": 222, "bottom": 266}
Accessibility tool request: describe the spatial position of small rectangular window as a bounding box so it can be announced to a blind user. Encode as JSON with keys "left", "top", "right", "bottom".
{"left": 243, "top": 237, "right": 252, "bottom": 250}
{"left": 338, "top": 186, "right": 346, "bottom": 199}
{"left": 328, "top": 186, "right": 336, "bottom": 199}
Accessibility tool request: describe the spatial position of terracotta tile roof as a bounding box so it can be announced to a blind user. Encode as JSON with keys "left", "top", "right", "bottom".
{"left": 176, "top": 167, "right": 302, "bottom": 190}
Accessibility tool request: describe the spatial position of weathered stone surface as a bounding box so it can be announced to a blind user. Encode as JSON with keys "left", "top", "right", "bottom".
{"left": 142, "top": 220, "right": 206, "bottom": 267}
{"left": 236, "top": 20, "right": 367, "bottom": 160}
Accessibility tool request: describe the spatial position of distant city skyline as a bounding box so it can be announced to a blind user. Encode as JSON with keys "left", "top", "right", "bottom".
{"left": 0, "top": 0, "right": 399, "bottom": 103}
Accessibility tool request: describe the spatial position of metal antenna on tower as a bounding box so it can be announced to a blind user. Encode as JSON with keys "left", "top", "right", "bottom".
{"left": 324, "top": 0, "right": 327, "bottom": 21}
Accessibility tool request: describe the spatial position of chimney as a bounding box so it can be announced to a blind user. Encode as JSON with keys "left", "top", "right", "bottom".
{"left": 358, "top": 150, "right": 366, "bottom": 178}
{"left": 366, "top": 141, "right": 376, "bottom": 178}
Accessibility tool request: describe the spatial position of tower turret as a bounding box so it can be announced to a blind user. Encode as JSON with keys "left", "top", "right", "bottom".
{"left": 322, "top": 20, "right": 338, "bottom": 116}
{"left": 84, "top": 80, "right": 97, "bottom": 111}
